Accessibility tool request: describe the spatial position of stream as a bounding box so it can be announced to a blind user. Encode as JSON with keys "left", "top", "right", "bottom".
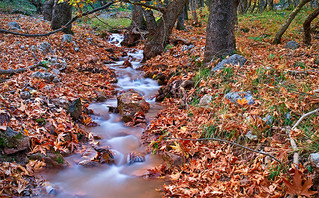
{"left": 38, "top": 34, "right": 163, "bottom": 198}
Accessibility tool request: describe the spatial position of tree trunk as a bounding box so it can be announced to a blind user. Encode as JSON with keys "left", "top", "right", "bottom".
{"left": 122, "top": 0, "right": 145, "bottom": 46}
{"left": 273, "top": 0, "right": 311, "bottom": 44}
{"left": 176, "top": 7, "right": 186, "bottom": 30}
{"left": 251, "top": 0, "right": 257, "bottom": 13}
{"left": 203, "top": 0, "right": 237, "bottom": 64}
{"left": 43, "top": 0, "right": 54, "bottom": 21}
{"left": 51, "top": 0, "right": 72, "bottom": 34}
{"left": 143, "top": 0, "right": 188, "bottom": 60}
{"left": 143, "top": 9, "right": 157, "bottom": 35}
{"left": 269, "top": 0, "right": 274, "bottom": 10}
{"left": 184, "top": 1, "right": 189, "bottom": 20}
{"left": 303, "top": 8, "right": 319, "bottom": 45}
{"left": 190, "top": 0, "right": 198, "bottom": 24}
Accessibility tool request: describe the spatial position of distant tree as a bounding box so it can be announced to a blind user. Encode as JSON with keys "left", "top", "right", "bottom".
{"left": 27, "top": 0, "right": 43, "bottom": 13}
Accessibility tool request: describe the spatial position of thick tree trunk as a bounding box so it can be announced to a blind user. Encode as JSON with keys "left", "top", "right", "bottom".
{"left": 303, "top": 8, "right": 319, "bottom": 45}
{"left": 143, "top": 0, "right": 188, "bottom": 60}
{"left": 51, "top": 0, "right": 72, "bottom": 34}
{"left": 203, "top": 0, "right": 237, "bottom": 64}
{"left": 176, "top": 7, "right": 186, "bottom": 30}
{"left": 273, "top": 0, "right": 311, "bottom": 44}
{"left": 43, "top": 0, "right": 54, "bottom": 21}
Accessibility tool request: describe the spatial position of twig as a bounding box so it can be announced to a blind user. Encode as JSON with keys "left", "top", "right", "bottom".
{"left": 287, "top": 107, "right": 319, "bottom": 165}
{"left": 164, "top": 136, "right": 291, "bottom": 178}
{"left": 122, "top": 0, "right": 165, "bottom": 12}
{"left": 0, "top": 61, "right": 43, "bottom": 75}
{"left": 0, "top": 1, "right": 114, "bottom": 37}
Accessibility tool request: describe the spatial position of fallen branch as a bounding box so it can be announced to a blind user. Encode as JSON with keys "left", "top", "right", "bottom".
{"left": 0, "top": 1, "right": 114, "bottom": 37}
{"left": 0, "top": 61, "right": 43, "bottom": 75}
{"left": 287, "top": 107, "right": 319, "bottom": 165}
{"left": 164, "top": 137, "right": 291, "bottom": 178}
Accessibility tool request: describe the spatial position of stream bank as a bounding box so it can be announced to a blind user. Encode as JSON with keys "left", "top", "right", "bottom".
{"left": 37, "top": 34, "right": 164, "bottom": 198}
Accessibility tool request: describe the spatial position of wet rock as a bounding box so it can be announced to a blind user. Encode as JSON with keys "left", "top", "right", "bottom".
{"left": 105, "top": 48, "right": 114, "bottom": 53}
{"left": 8, "top": 21, "right": 20, "bottom": 30}
{"left": 155, "top": 72, "right": 167, "bottom": 85}
{"left": 44, "top": 182, "right": 58, "bottom": 195}
{"left": 79, "top": 160, "right": 99, "bottom": 168}
{"left": 62, "top": 34, "right": 72, "bottom": 43}
{"left": 32, "top": 72, "right": 60, "bottom": 83}
{"left": 37, "top": 152, "right": 68, "bottom": 168}
{"left": 117, "top": 91, "right": 150, "bottom": 122}
{"left": 67, "top": 98, "right": 82, "bottom": 120}
{"left": 212, "top": 54, "right": 247, "bottom": 71}
{"left": 199, "top": 94, "right": 213, "bottom": 107}
{"left": 285, "top": 40, "right": 300, "bottom": 49}
{"left": 92, "top": 146, "right": 115, "bottom": 164}
{"left": 108, "top": 106, "right": 119, "bottom": 113}
{"left": 246, "top": 131, "right": 257, "bottom": 140}
{"left": 123, "top": 60, "right": 132, "bottom": 68}
{"left": 0, "top": 127, "right": 30, "bottom": 155}
{"left": 224, "top": 91, "right": 255, "bottom": 105}
{"left": 50, "top": 98, "right": 69, "bottom": 109}
{"left": 127, "top": 152, "right": 145, "bottom": 165}
{"left": 38, "top": 42, "right": 53, "bottom": 55}
{"left": 109, "top": 54, "right": 119, "bottom": 61}
{"left": 20, "top": 91, "right": 31, "bottom": 100}
{"left": 164, "top": 152, "right": 185, "bottom": 167}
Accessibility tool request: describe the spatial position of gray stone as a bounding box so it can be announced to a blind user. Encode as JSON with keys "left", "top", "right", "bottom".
{"left": 67, "top": 98, "right": 82, "bottom": 120}
{"left": 74, "top": 47, "right": 80, "bottom": 52}
{"left": 127, "top": 152, "right": 145, "bottom": 165}
{"left": 29, "top": 152, "right": 68, "bottom": 168}
{"left": 285, "top": 41, "right": 300, "bottom": 49}
{"left": 309, "top": 153, "right": 319, "bottom": 172}
{"left": 37, "top": 42, "right": 53, "bottom": 54}
{"left": 117, "top": 91, "right": 150, "bottom": 122}
{"left": 20, "top": 91, "right": 31, "bottom": 100}
{"left": 212, "top": 54, "right": 247, "bottom": 71}
{"left": 224, "top": 91, "right": 255, "bottom": 105}
{"left": 62, "top": 34, "right": 72, "bottom": 43}
{"left": 262, "top": 114, "right": 273, "bottom": 125}
{"left": 181, "top": 44, "right": 195, "bottom": 51}
{"left": 20, "top": 45, "right": 25, "bottom": 50}
{"left": 8, "top": 21, "right": 20, "bottom": 30}
{"left": 32, "top": 72, "right": 59, "bottom": 83}
{"left": 246, "top": 131, "right": 257, "bottom": 140}
{"left": 45, "top": 56, "right": 67, "bottom": 71}
{"left": 79, "top": 160, "right": 99, "bottom": 168}
{"left": 0, "top": 127, "right": 30, "bottom": 155}
{"left": 199, "top": 94, "right": 213, "bottom": 107}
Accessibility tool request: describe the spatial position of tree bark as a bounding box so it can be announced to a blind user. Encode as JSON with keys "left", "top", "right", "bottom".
{"left": 43, "top": 0, "right": 54, "bottom": 21}
{"left": 143, "top": 9, "right": 157, "bottom": 35}
{"left": 27, "top": 0, "right": 43, "bottom": 13}
{"left": 176, "top": 7, "right": 186, "bottom": 30}
{"left": 184, "top": 1, "right": 189, "bottom": 20}
{"left": 143, "top": 0, "right": 188, "bottom": 60}
{"left": 203, "top": 0, "right": 237, "bottom": 64}
{"left": 273, "top": 0, "right": 311, "bottom": 44}
{"left": 51, "top": 0, "right": 73, "bottom": 34}
{"left": 303, "top": 8, "right": 319, "bottom": 45}
{"left": 190, "top": 0, "right": 198, "bottom": 24}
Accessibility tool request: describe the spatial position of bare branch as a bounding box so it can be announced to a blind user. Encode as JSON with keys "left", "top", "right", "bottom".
{"left": 0, "top": 62, "right": 43, "bottom": 75}
{"left": 122, "top": 0, "right": 165, "bottom": 12}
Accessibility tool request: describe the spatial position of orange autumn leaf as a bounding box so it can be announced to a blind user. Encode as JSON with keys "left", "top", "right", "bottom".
{"left": 282, "top": 171, "right": 317, "bottom": 197}
{"left": 237, "top": 97, "right": 248, "bottom": 106}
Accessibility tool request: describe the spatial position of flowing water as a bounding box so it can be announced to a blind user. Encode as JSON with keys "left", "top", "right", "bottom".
{"left": 38, "top": 34, "right": 163, "bottom": 198}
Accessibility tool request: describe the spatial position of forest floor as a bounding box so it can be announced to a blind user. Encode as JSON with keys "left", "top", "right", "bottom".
{"left": 0, "top": 7, "right": 319, "bottom": 197}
